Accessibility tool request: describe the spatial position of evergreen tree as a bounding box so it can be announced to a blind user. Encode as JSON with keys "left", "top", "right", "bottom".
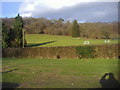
{"left": 13, "top": 14, "right": 24, "bottom": 47}
{"left": 8, "top": 28, "right": 16, "bottom": 47}
{"left": 2, "top": 22, "right": 10, "bottom": 48}
{"left": 71, "top": 20, "right": 80, "bottom": 37}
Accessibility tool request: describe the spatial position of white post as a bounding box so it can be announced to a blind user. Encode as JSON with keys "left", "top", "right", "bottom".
{"left": 84, "top": 41, "right": 90, "bottom": 44}
{"left": 87, "top": 41, "right": 89, "bottom": 44}
{"left": 84, "top": 41, "right": 86, "bottom": 44}
{"left": 105, "top": 40, "right": 106, "bottom": 43}
{"left": 23, "top": 29, "right": 24, "bottom": 48}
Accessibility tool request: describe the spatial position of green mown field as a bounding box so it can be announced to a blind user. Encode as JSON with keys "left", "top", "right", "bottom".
{"left": 2, "top": 58, "right": 119, "bottom": 88}
{"left": 26, "top": 34, "right": 118, "bottom": 47}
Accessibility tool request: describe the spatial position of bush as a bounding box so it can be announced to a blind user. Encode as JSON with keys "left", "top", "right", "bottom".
{"left": 76, "top": 46, "right": 95, "bottom": 59}
{"left": 2, "top": 45, "right": 118, "bottom": 59}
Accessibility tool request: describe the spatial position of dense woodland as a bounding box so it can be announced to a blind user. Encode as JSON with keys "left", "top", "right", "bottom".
{"left": 2, "top": 14, "right": 26, "bottom": 48}
{"left": 2, "top": 17, "right": 118, "bottom": 39}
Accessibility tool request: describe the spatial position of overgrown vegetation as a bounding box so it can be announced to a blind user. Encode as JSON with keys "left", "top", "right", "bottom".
{"left": 76, "top": 46, "right": 95, "bottom": 59}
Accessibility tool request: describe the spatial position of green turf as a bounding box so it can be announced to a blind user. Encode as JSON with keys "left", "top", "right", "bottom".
{"left": 2, "top": 58, "right": 119, "bottom": 88}
{"left": 26, "top": 34, "right": 118, "bottom": 47}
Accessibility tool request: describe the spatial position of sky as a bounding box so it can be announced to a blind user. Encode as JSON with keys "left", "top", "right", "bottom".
{"left": 1, "top": 0, "right": 119, "bottom": 22}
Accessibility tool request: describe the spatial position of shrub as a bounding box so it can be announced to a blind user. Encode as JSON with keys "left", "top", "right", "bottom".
{"left": 2, "top": 45, "right": 118, "bottom": 59}
{"left": 76, "top": 46, "right": 95, "bottom": 59}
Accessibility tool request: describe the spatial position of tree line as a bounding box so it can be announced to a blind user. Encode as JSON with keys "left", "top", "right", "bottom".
{"left": 2, "top": 17, "right": 118, "bottom": 40}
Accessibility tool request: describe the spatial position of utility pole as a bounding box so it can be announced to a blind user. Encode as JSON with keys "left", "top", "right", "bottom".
{"left": 23, "top": 29, "right": 24, "bottom": 48}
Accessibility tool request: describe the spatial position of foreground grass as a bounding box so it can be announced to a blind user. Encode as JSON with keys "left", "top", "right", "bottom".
{"left": 26, "top": 34, "right": 118, "bottom": 47}
{"left": 2, "top": 58, "right": 119, "bottom": 88}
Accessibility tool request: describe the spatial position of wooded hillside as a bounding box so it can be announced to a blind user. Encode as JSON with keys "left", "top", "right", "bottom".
{"left": 2, "top": 17, "right": 118, "bottom": 39}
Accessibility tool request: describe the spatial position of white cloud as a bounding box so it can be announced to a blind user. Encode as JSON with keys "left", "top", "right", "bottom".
{"left": 18, "top": 0, "right": 118, "bottom": 22}
{"left": 19, "top": 0, "right": 98, "bottom": 17}
{"left": 1, "top": 0, "right": 119, "bottom": 2}
{"left": 41, "top": 0, "right": 97, "bottom": 9}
